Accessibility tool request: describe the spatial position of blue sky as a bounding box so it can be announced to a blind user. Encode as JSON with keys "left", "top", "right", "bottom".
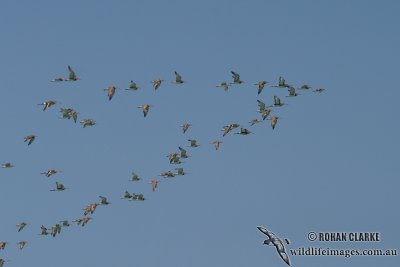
{"left": 0, "top": 0, "right": 399, "bottom": 266}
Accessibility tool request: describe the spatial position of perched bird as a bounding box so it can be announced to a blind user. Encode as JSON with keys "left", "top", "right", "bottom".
{"left": 126, "top": 81, "right": 139, "bottom": 91}
{"left": 255, "top": 81, "right": 268, "bottom": 94}
{"left": 137, "top": 104, "right": 151, "bottom": 117}
{"left": 269, "top": 116, "right": 279, "bottom": 130}
{"left": 313, "top": 88, "right": 325, "bottom": 93}
{"left": 50, "top": 182, "right": 68, "bottom": 191}
{"left": 261, "top": 108, "right": 272, "bottom": 121}
{"left": 39, "top": 225, "right": 48, "bottom": 235}
{"left": 41, "top": 169, "right": 61, "bottom": 177}
{"left": 2, "top": 163, "right": 14, "bottom": 168}
{"left": 257, "top": 226, "right": 291, "bottom": 266}
{"left": 175, "top": 168, "right": 186, "bottom": 176}
{"left": 230, "top": 71, "right": 244, "bottom": 84}
{"left": 67, "top": 65, "right": 78, "bottom": 81}
{"left": 151, "top": 79, "right": 164, "bottom": 90}
{"left": 216, "top": 82, "right": 230, "bottom": 91}
{"left": 188, "top": 139, "right": 199, "bottom": 147}
{"left": 0, "top": 242, "right": 6, "bottom": 250}
{"left": 181, "top": 123, "right": 191, "bottom": 133}
{"left": 178, "top": 146, "right": 189, "bottom": 158}
{"left": 24, "top": 135, "right": 36, "bottom": 146}
{"left": 59, "top": 220, "right": 70, "bottom": 227}
{"left": 38, "top": 100, "right": 57, "bottom": 111}
{"left": 235, "top": 128, "right": 253, "bottom": 135}
{"left": 129, "top": 172, "right": 141, "bottom": 181}
{"left": 273, "top": 96, "right": 285, "bottom": 107}
{"left": 159, "top": 171, "right": 175, "bottom": 178}
{"left": 298, "top": 84, "right": 311, "bottom": 90}
{"left": 105, "top": 86, "right": 116, "bottom": 101}
{"left": 150, "top": 180, "right": 159, "bottom": 191}
{"left": 80, "top": 119, "right": 96, "bottom": 128}
{"left": 286, "top": 86, "right": 298, "bottom": 97}
{"left": 16, "top": 222, "right": 27, "bottom": 232}
{"left": 18, "top": 241, "right": 26, "bottom": 250}
{"left": 173, "top": 71, "right": 184, "bottom": 84}
{"left": 212, "top": 140, "right": 222, "bottom": 150}
{"left": 99, "top": 196, "right": 110, "bottom": 205}
{"left": 249, "top": 119, "right": 262, "bottom": 126}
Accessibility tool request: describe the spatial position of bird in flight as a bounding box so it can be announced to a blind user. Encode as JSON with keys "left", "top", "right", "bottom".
{"left": 150, "top": 180, "right": 160, "bottom": 191}
{"left": 269, "top": 116, "right": 279, "bottom": 130}
{"left": 39, "top": 225, "right": 49, "bottom": 235}
{"left": 230, "top": 71, "right": 244, "bottom": 84}
{"left": 313, "top": 88, "right": 325, "bottom": 93}
{"left": 286, "top": 86, "right": 298, "bottom": 97}
{"left": 181, "top": 123, "right": 191, "bottom": 133}
{"left": 178, "top": 146, "right": 189, "bottom": 158}
{"left": 273, "top": 96, "right": 285, "bottom": 107}
{"left": 257, "top": 226, "right": 291, "bottom": 266}
{"left": 211, "top": 140, "right": 222, "bottom": 150}
{"left": 80, "top": 119, "right": 96, "bottom": 128}
{"left": 41, "top": 169, "right": 61, "bottom": 177}
{"left": 38, "top": 100, "right": 57, "bottom": 111}
{"left": 129, "top": 172, "right": 141, "bottom": 182}
{"left": 188, "top": 139, "right": 199, "bottom": 147}
{"left": 24, "top": 135, "right": 36, "bottom": 146}
{"left": 0, "top": 242, "right": 7, "bottom": 250}
{"left": 18, "top": 241, "right": 27, "bottom": 250}
{"left": 2, "top": 163, "right": 14, "bottom": 168}
{"left": 255, "top": 81, "right": 268, "bottom": 94}
{"left": 175, "top": 168, "right": 186, "bottom": 176}
{"left": 235, "top": 128, "right": 253, "bottom": 135}
{"left": 222, "top": 124, "right": 240, "bottom": 137}
{"left": 50, "top": 182, "right": 68, "bottom": 191}
{"left": 99, "top": 196, "right": 110, "bottom": 205}
{"left": 298, "top": 84, "right": 311, "bottom": 90}
{"left": 151, "top": 79, "right": 164, "bottom": 90}
{"left": 126, "top": 81, "right": 139, "bottom": 91}
{"left": 249, "top": 119, "right": 262, "bottom": 126}
{"left": 173, "top": 71, "right": 185, "bottom": 84}
{"left": 60, "top": 108, "right": 78, "bottom": 123}
{"left": 16, "top": 222, "right": 27, "bottom": 232}
{"left": 105, "top": 86, "right": 116, "bottom": 101}
{"left": 138, "top": 104, "right": 151, "bottom": 117}
{"left": 216, "top": 82, "right": 230, "bottom": 91}
{"left": 66, "top": 65, "right": 79, "bottom": 81}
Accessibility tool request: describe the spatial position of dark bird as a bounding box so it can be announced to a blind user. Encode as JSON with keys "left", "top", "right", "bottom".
{"left": 216, "top": 82, "right": 230, "bottom": 91}
{"left": 60, "top": 220, "right": 70, "bottom": 227}
{"left": 286, "top": 86, "right": 298, "bottom": 97}
{"left": 24, "top": 135, "right": 36, "bottom": 146}
{"left": 0, "top": 242, "right": 6, "bottom": 250}
{"left": 60, "top": 108, "right": 78, "bottom": 123}
{"left": 230, "top": 71, "right": 244, "bottom": 84}
{"left": 167, "top": 152, "right": 179, "bottom": 164}
{"left": 178, "top": 146, "right": 189, "bottom": 158}
{"left": 255, "top": 81, "right": 268, "bottom": 95}
{"left": 212, "top": 140, "right": 222, "bottom": 150}
{"left": 151, "top": 79, "right": 164, "bottom": 90}
{"left": 99, "top": 196, "right": 110, "bottom": 205}
{"left": 181, "top": 123, "right": 191, "bottom": 133}
{"left": 129, "top": 172, "right": 141, "bottom": 182}
{"left": 67, "top": 65, "right": 79, "bottom": 81}
{"left": 50, "top": 182, "right": 68, "bottom": 191}
{"left": 298, "top": 84, "right": 311, "bottom": 90}
{"left": 249, "top": 119, "right": 262, "bottom": 126}
{"left": 257, "top": 226, "right": 291, "bottom": 266}
{"left": 273, "top": 96, "right": 285, "bottom": 107}
{"left": 175, "top": 168, "right": 186, "bottom": 176}
{"left": 222, "top": 124, "right": 240, "bottom": 137}
{"left": 2, "top": 163, "right": 14, "bottom": 168}
{"left": 257, "top": 99, "right": 266, "bottom": 112}
{"left": 73, "top": 219, "right": 83, "bottom": 226}
{"left": 39, "top": 225, "right": 49, "bottom": 235}
{"left": 271, "top": 76, "right": 288, "bottom": 88}
{"left": 137, "top": 104, "right": 151, "bottom": 117}
{"left": 188, "top": 139, "right": 199, "bottom": 147}
{"left": 51, "top": 77, "right": 66, "bottom": 82}
{"left": 235, "top": 128, "right": 253, "bottom": 135}
{"left": 0, "top": 259, "right": 9, "bottom": 267}
{"left": 126, "top": 81, "right": 139, "bottom": 91}
{"left": 105, "top": 86, "right": 116, "bottom": 101}
{"left": 41, "top": 169, "right": 61, "bottom": 177}
{"left": 160, "top": 171, "right": 175, "bottom": 178}
{"left": 38, "top": 100, "right": 57, "bottom": 111}
{"left": 313, "top": 88, "right": 325, "bottom": 93}
{"left": 130, "top": 193, "right": 145, "bottom": 201}
{"left": 80, "top": 119, "right": 96, "bottom": 128}
{"left": 16, "top": 222, "right": 27, "bottom": 232}
{"left": 122, "top": 191, "right": 132, "bottom": 200}
{"left": 50, "top": 224, "right": 62, "bottom": 237}
{"left": 173, "top": 71, "right": 185, "bottom": 84}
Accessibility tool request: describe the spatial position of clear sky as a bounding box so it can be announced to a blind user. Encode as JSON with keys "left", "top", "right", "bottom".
{"left": 0, "top": 0, "right": 399, "bottom": 266}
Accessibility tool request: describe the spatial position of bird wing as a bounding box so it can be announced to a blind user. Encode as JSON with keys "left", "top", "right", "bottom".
{"left": 174, "top": 71, "right": 182, "bottom": 82}
{"left": 68, "top": 66, "right": 77, "bottom": 80}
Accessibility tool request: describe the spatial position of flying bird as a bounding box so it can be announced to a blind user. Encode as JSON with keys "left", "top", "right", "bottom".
{"left": 122, "top": 191, "right": 132, "bottom": 200}
{"left": 38, "top": 100, "right": 57, "bottom": 111}
{"left": 67, "top": 65, "right": 79, "bottom": 81}
{"left": 126, "top": 81, "right": 139, "bottom": 91}
{"left": 249, "top": 119, "right": 262, "bottom": 126}
{"left": 286, "top": 86, "right": 298, "bottom": 97}
{"left": 188, "top": 139, "right": 199, "bottom": 147}
{"left": 60, "top": 220, "right": 70, "bottom": 227}
{"left": 0, "top": 258, "right": 9, "bottom": 267}
{"left": 50, "top": 182, "right": 68, "bottom": 191}
{"left": 175, "top": 168, "right": 186, "bottom": 176}
{"left": 298, "top": 84, "right": 311, "bottom": 90}
{"left": 18, "top": 241, "right": 27, "bottom": 250}
{"left": 50, "top": 224, "right": 62, "bottom": 237}
{"left": 105, "top": 86, "right": 116, "bottom": 101}
{"left": 129, "top": 172, "right": 141, "bottom": 182}
{"left": 81, "top": 217, "right": 91, "bottom": 227}
{"left": 235, "top": 128, "right": 253, "bottom": 135}
{"left": 137, "top": 104, "right": 151, "bottom": 117}
{"left": 39, "top": 225, "right": 49, "bottom": 235}
{"left": 261, "top": 108, "right": 272, "bottom": 121}
{"left": 230, "top": 71, "right": 244, "bottom": 84}
{"left": 173, "top": 71, "right": 185, "bottom": 84}
{"left": 51, "top": 77, "right": 66, "bottom": 82}
{"left": 24, "top": 135, "right": 36, "bottom": 146}
{"left": 257, "top": 226, "right": 291, "bottom": 266}
{"left": 41, "top": 169, "right": 61, "bottom": 177}
{"left": 313, "top": 88, "right": 325, "bottom": 93}
{"left": 159, "top": 171, "right": 175, "bottom": 178}
{"left": 99, "top": 196, "right": 110, "bottom": 205}
{"left": 216, "top": 82, "right": 230, "bottom": 91}
{"left": 269, "top": 116, "right": 279, "bottom": 130}
{"left": 178, "top": 146, "right": 189, "bottom": 158}
{"left": 181, "top": 123, "right": 191, "bottom": 133}
{"left": 16, "top": 222, "right": 27, "bottom": 232}
{"left": 255, "top": 81, "right": 268, "bottom": 94}
{"left": 257, "top": 99, "right": 266, "bottom": 112}
{"left": 0, "top": 242, "right": 6, "bottom": 250}
{"left": 151, "top": 79, "right": 164, "bottom": 90}
{"left": 272, "top": 76, "right": 288, "bottom": 88}
{"left": 80, "top": 119, "right": 96, "bottom": 128}
{"left": 222, "top": 124, "right": 240, "bottom": 137}
{"left": 273, "top": 96, "right": 285, "bottom": 107}
{"left": 60, "top": 108, "right": 78, "bottom": 123}
{"left": 150, "top": 180, "right": 159, "bottom": 191}
{"left": 130, "top": 193, "right": 145, "bottom": 201}
{"left": 211, "top": 140, "right": 222, "bottom": 150}
{"left": 2, "top": 163, "right": 14, "bottom": 168}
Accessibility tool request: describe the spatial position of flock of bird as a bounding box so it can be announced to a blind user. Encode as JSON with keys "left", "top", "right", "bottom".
{"left": 0, "top": 66, "right": 325, "bottom": 266}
